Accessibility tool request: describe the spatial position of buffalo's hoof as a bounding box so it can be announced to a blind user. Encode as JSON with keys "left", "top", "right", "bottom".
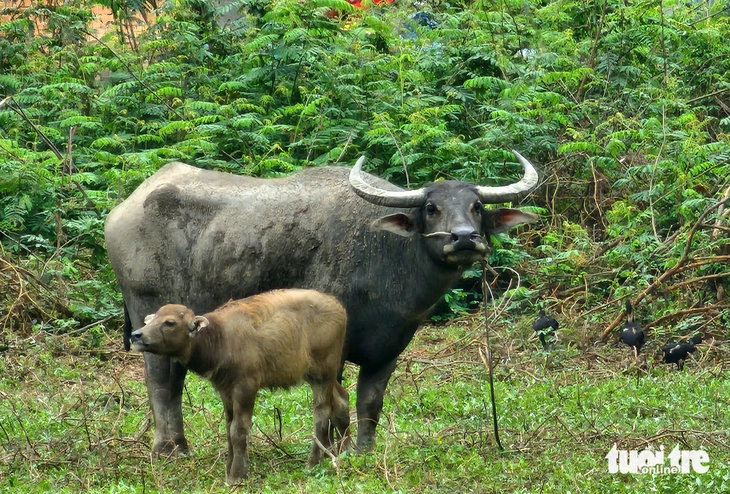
{"left": 355, "top": 439, "right": 375, "bottom": 453}
{"left": 152, "top": 438, "right": 189, "bottom": 457}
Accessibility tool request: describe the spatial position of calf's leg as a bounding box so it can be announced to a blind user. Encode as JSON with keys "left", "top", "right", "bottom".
{"left": 144, "top": 352, "right": 189, "bottom": 455}
{"left": 222, "top": 396, "right": 234, "bottom": 475}
{"left": 330, "top": 382, "right": 351, "bottom": 452}
{"left": 308, "top": 381, "right": 335, "bottom": 467}
{"left": 227, "top": 390, "right": 256, "bottom": 485}
{"left": 355, "top": 359, "right": 397, "bottom": 451}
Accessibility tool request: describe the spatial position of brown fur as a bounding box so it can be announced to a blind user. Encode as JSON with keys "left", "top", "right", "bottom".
{"left": 130, "top": 289, "right": 351, "bottom": 484}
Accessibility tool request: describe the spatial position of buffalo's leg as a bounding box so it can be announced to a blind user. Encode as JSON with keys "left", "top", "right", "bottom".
{"left": 227, "top": 388, "right": 256, "bottom": 484}
{"left": 144, "top": 352, "right": 189, "bottom": 455}
{"left": 355, "top": 359, "right": 397, "bottom": 451}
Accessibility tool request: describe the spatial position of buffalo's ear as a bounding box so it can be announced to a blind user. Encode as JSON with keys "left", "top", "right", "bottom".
{"left": 370, "top": 213, "right": 418, "bottom": 237}
{"left": 144, "top": 314, "right": 155, "bottom": 324}
{"left": 189, "top": 316, "right": 209, "bottom": 336}
{"left": 482, "top": 208, "right": 538, "bottom": 235}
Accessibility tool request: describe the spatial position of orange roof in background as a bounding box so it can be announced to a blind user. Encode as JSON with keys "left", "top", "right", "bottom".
{"left": 347, "top": 0, "right": 394, "bottom": 8}
{"left": 1, "top": 0, "right": 148, "bottom": 35}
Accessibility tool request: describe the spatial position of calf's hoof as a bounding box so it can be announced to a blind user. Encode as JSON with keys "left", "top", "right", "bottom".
{"left": 226, "top": 473, "right": 246, "bottom": 486}
{"left": 307, "top": 449, "right": 326, "bottom": 469}
{"left": 226, "top": 462, "right": 248, "bottom": 485}
{"left": 338, "top": 435, "right": 354, "bottom": 454}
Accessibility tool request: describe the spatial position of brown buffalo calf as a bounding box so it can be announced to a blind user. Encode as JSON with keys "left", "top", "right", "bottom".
{"left": 129, "top": 289, "right": 351, "bottom": 484}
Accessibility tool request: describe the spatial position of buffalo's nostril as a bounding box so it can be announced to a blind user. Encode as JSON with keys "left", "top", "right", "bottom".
{"left": 450, "top": 228, "right": 478, "bottom": 244}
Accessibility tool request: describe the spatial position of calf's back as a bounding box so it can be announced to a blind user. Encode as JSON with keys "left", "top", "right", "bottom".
{"left": 192, "top": 289, "right": 347, "bottom": 391}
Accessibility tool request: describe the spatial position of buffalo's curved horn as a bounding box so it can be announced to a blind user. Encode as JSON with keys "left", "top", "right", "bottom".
{"left": 475, "top": 150, "right": 539, "bottom": 204}
{"left": 349, "top": 156, "right": 427, "bottom": 208}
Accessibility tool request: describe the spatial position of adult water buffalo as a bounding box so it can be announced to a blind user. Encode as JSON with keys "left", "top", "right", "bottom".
{"left": 105, "top": 152, "right": 538, "bottom": 453}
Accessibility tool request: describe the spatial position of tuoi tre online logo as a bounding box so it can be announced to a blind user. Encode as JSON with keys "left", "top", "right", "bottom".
{"left": 606, "top": 444, "right": 709, "bottom": 474}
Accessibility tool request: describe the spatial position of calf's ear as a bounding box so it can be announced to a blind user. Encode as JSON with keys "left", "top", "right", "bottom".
{"left": 144, "top": 314, "right": 155, "bottom": 324}
{"left": 189, "top": 316, "right": 209, "bottom": 336}
{"left": 481, "top": 208, "right": 538, "bottom": 235}
{"left": 371, "top": 213, "right": 418, "bottom": 237}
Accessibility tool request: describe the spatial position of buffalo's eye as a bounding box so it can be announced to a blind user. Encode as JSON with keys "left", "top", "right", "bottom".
{"left": 473, "top": 201, "right": 483, "bottom": 212}
{"left": 425, "top": 203, "right": 437, "bottom": 215}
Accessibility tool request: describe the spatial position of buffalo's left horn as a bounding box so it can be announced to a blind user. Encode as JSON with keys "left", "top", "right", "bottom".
{"left": 475, "top": 150, "right": 539, "bottom": 204}
{"left": 349, "top": 156, "right": 427, "bottom": 208}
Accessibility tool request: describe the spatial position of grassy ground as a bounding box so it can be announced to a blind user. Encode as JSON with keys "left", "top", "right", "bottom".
{"left": 1, "top": 313, "right": 729, "bottom": 493}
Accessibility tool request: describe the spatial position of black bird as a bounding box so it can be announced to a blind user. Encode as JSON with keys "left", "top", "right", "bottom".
{"left": 662, "top": 334, "right": 702, "bottom": 370}
{"left": 533, "top": 309, "right": 559, "bottom": 349}
{"left": 620, "top": 300, "right": 645, "bottom": 359}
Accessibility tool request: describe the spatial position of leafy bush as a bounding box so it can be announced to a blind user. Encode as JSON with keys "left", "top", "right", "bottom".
{"left": 1, "top": 0, "right": 729, "bottom": 337}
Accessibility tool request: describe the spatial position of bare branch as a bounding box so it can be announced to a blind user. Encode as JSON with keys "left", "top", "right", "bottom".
{"left": 599, "top": 195, "right": 730, "bottom": 341}
{"left": 646, "top": 305, "right": 730, "bottom": 331}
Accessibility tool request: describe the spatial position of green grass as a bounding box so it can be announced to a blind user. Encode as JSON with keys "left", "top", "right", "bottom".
{"left": 1, "top": 316, "right": 729, "bottom": 493}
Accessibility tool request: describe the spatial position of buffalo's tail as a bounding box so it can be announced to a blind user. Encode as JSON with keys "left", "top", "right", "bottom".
{"left": 123, "top": 302, "right": 132, "bottom": 351}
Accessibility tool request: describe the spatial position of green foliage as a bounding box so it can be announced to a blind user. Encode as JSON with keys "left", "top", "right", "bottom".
{"left": 1, "top": 0, "right": 729, "bottom": 338}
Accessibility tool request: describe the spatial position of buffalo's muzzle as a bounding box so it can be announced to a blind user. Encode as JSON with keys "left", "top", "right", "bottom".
{"left": 442, "top": 229, "right": 487, "bottom": 264}
{"left": 448, "top": 228, "right": 482, "bottom": 251}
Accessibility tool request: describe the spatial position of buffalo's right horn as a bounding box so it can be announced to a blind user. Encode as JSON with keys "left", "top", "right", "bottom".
{"left": 475, "top": 150, "right": 539, "bottom": 204}
{"left": 348, "top": 156, "right": 427, "bottom": 208}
